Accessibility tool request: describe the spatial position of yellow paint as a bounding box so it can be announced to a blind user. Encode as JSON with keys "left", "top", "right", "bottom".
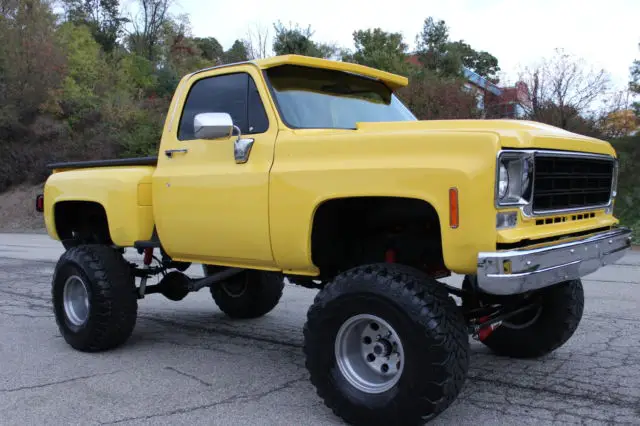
{"left": 41, "top": 54, "right": 623, "bottom": 277}
{"left": 137, "top": 183, "right": 153, "bottom": 206}
{"left": 268, "top": 126, "right": 500, "bottom": 276}
{"left": 151, "top": 64, "right": 279, "bottom": 269}
{"left": 44, "top": 166, "right": 155, "bottom": 246}
{"left": 253, "top": 54, "right": 409, "bottom": 90}
{"left": 497, "top": 209, "right": 618, "bottom": 244}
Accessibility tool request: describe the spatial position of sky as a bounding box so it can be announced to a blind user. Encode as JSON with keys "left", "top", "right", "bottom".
{"left": 139, "top": 0, "right": 639, "bottom": 92}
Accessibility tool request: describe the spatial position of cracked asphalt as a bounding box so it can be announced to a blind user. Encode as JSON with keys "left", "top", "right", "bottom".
{"left": 1, "top": 233, "right": 640, "bottom": 425}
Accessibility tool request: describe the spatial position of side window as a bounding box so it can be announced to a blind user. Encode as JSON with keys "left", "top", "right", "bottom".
{"left": 178, "top": 73, "right": 249, "bottom": 141}
{"left": 247, "top": 77, "right": 269, "bottom": 134}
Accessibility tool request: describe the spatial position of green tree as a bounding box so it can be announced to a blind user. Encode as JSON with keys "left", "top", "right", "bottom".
{"left": 630, "top": 43, "right": 640, "bottom": 115}
{"left": 126, "top": 0, "right": 171, "bottom": 63}
{"left": 415, "top": 17, "right": 501, "bottom": 81}
{"left": 397, "top": 71, "right": 480, "bottom": 120}
{"left": 194, "top": 36, "right": 223, "bottom": 62}
{"left": 55, "top": 22, "right": 107, "bottom": 116}
{"left": 222, "top": 40, "right": 249, "bottom": 63}
{"left": 61, "top": 0, "right": 127, "bottom": 53}
{"left": 415, "top": 17, "right": 460, "bottom": 78}
{"left": 342, "top": 28, "right": 409, "bottom": 75}
{"left": 0, "top": 0, "right": 64, "bottom": 126}
{"left": 272, "top": 21, "right": 333, "bottom": 58}
{"left": 114, "top": 53, "right": 155, "bottom": 94}
{"left": 448, "top": 41, "right": 500, "bottom": 83}
{"left": 161, "top": 15, "right": 209, "bottom": 76}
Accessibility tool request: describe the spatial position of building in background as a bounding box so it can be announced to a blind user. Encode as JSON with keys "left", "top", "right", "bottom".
{"left": 460, "top": 68, "right": 532, "bottom": 119}
{"left": 484, "top": 81, "right": 532, "bottom": 119}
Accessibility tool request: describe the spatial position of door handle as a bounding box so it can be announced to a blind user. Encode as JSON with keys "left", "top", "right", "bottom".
{"left": 165, "top": 148, "right": 188, "bottom": 158}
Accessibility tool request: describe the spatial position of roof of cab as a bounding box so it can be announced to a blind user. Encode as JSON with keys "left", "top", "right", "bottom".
{"left": 254, "top": 55, "right": 409, "bottom": 90}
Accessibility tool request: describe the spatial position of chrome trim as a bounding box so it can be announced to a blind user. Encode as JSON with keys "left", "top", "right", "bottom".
{"left": 167, "top": 60, "right": 260, "bottom": 134}
{"left": 164, "top": 148, "right": 188, "bottom": 158}
{"left": 493, "top": 150, "right": 534, "bottom": 209}
{"left": 234, "top": 138, "right": 255, "bottom": 164}
{"left": 193, "top": 112, "right": 235, "bottom": 140}
{"left": 494, "top": 149, "right": 617, "bottom": 218}
{"left": 477, "top": 227, "right": 632, "bottom": 295}
{"left": 189, "top": 60, "right": 259, "bottom": 78}
{"left": 525, "top": 200, "right": 614, "bottom": 218}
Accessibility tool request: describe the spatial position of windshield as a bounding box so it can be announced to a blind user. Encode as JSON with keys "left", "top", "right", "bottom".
{"left": 264, "top": 65, "right": 417, "bottom": 129}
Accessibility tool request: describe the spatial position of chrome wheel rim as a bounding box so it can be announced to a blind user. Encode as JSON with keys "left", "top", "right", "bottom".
{"left": 63, "top": 275, "right": 90, "bottom": 326}
{"left": 334, "top": 314, "right": 405, "bottom": 394}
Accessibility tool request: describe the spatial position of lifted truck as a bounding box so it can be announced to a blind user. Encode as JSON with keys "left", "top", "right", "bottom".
{"left": 37, "top": 54, "right": 632, "bottom": 425}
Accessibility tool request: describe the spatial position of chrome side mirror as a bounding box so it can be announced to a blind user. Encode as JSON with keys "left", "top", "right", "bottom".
{"left": 193, "top": 112, "right": 234, "bottom": 139}
{"left": 192, "top": 111, "right": 254, "bottom": 164}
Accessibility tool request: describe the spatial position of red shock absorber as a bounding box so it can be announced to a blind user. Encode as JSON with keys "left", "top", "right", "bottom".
{"left": 143, "top": 247, "right": 153, "bottom": 266}
{"left": 385, "top": 248, "right": 396, "bottom": 263}
{"left": 477, "top": 315, "right": 501, "bottom": 341}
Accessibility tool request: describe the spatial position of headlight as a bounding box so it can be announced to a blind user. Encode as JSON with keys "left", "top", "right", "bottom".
{"left": 496, "top": 152, "right": 533, "bottom": 206}
{"left": 498, "top": 164, "right": 509, "bottom": 198}
{"left": 611, "top": 159, "right": 619, "bottom": 198}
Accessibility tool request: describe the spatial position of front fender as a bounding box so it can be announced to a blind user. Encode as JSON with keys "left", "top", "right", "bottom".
{"left": 268, "top": 128, "right": 502, "bottom": 276}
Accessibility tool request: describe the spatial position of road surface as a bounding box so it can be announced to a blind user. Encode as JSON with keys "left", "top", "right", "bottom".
{"left": 1, "top": 233, "right": 640, "bottom": 425}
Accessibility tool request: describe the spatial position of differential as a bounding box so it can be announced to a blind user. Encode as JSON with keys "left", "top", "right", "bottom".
{"left": 156, "top": 271, "right": 191, "bottom": 301}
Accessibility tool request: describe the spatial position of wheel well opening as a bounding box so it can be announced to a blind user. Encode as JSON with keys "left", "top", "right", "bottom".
{"left": 311, "top": 197, "right": 445, "bottom": 279}
{"left": 54, "top": 201, "right": 113, "bottom": 245}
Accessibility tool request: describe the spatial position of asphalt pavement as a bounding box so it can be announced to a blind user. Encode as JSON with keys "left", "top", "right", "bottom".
{"left": 1, "top": 232, "right": 640, "bottom": 425}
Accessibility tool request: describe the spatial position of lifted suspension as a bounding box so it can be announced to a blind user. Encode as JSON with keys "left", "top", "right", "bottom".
{"left": 466, "top": 300, "right": 541, "bottom": 341}
{"left": 130, "top": 247, "right": 245, "bottom": 300}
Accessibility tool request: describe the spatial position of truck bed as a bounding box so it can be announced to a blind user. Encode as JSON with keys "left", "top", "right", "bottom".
{"left": 47, "top": 156, "right": 158, "bottom": 170}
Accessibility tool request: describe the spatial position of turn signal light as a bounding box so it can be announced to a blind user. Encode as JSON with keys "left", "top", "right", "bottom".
{"left": 449, "top": 187, "right": 459, "bottom": 229}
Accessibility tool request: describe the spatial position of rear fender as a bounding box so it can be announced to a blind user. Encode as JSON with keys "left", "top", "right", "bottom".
{"left": 44, "top": 166, "right": 155, "bottom": 247}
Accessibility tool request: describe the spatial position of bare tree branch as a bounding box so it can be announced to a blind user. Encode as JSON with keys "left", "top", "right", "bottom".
{"left": 518, "top": 48, "right": 610, "bottom": 131}
{"left": 124, "top": 0, "right": 172, "bottom": 61}
{"left": 243, "top": 21, "right": 271, "bottom": 59}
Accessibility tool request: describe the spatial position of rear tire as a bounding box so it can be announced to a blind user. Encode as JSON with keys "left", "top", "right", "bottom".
{"left": 52, "top": 244, "right": 138, "bottom": 352}
{"left": 203, "top": 266, "right": 285, "bottom": 319}
{"left": 464, "top": 276, "right": 584, "bottom": 358}
{"left": 303, "top": 264, "right": 469, "bottom": 425}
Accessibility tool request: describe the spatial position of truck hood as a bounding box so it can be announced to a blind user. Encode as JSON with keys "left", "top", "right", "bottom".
{"left": 355, "top": 119, "right": 616, "bottom": 157}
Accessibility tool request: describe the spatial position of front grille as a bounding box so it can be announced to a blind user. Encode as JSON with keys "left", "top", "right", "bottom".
{"left": 532, "top": 154, "right": 614, "bottom": 212}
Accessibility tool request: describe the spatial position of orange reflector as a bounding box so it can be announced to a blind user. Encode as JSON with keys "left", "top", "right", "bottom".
{"left": 449, "top": 187, "right": 459, "bottom": 229}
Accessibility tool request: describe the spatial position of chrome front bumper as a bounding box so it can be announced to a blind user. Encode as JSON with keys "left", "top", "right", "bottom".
{"left": 477, "top": 227, "right": 633, "bottom": 295}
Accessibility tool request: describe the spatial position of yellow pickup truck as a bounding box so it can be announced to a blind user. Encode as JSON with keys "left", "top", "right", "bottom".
{"left": 37, "top": 54, "right": 631, "bottom": 425}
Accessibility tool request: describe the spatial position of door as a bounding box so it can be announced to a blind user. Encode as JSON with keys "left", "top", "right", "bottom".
{"left": 152, "top": 65, "right": 278, "bottom": 268}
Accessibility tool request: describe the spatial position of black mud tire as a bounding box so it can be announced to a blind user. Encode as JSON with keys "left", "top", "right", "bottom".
{"left": 204, "top": 266, "right": 285, "bottom": 319}
{"left": 51, "top": 244, "right": 138, "bottom": 352}
{"left": 466, "top": 276, "right": 584, "bottom": 358}
{"left": 303, "top": 264, "right": 470, "bottom": 425}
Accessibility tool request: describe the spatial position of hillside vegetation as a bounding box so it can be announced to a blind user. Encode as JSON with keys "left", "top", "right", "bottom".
{"left": 0, "top": 0, "right": 638, "bottom": 239}
{"left": 612, "top": 137, "right": 640, "bottom": 241}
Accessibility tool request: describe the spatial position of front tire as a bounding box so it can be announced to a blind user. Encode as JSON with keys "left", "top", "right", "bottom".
{"left": 203, "top": 266, "right": 285, "bottom": 319}
{"left": 52, "top": 244, "right": 138, "bottom": 352}
{"left": 465, "top": 276, "right": 584, "bottom": 358}
{"left": 303, "top": 264, "right": 469, "bottom": 425}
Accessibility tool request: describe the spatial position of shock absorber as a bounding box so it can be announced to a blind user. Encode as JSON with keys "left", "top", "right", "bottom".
{"left": 138, "top": 247, "right": 154, "bottom": 298}
{"left": 143, "top": 247, "right": 153, "bottom": 266}
{"left": 384, "top": 248, "right": 396, "bottom": 263}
